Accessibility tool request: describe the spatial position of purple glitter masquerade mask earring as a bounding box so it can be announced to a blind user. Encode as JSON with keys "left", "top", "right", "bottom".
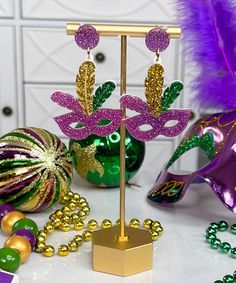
{"left": 51, "top": 91, "right": 122, "bottom": 140}
{"left": 147, "top": 110, "right": 236, "bottom": 214}
{"left": 51, "top": 25, "right": 122, "bottom": 139}
{"left": 120, "top": 28, "right": 191, "bottom": 141}
{"left": 120, "top": 94, "right": 191, "bottom": 141}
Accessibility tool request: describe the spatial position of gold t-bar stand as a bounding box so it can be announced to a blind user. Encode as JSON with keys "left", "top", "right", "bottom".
{"left": 67, "top": 23, "right": 181, "bottom": 276}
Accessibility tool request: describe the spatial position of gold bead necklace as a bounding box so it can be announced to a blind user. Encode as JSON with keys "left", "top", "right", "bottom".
{"left": 35, "top": 191, "right": 163, "bottom": 257}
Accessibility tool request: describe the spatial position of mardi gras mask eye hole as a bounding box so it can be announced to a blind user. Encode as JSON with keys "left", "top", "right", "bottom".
{"left": 72, "top": 123, "right": 85, "bottom": 129}
{"left": 164, "top": 120, "right": 179, "bottom": 128}
{"left": 96, "top": 119, "right": 112, "bottom": 126}
{"left": 138, "top": 124, "right": 153, "bottom": 131}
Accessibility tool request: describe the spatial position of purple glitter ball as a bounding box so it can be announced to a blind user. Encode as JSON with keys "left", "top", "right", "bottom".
{"left": 0, "top": 204, "right": 15, "bottom": 224}
{"left": 145, "top": 28, "right": 170, "bottom": 53}
{"left": 12, "top": 229, "right": 36, "bottom": 249}
{"left": 75, "top": 24, "right": 99, "bottom": 50}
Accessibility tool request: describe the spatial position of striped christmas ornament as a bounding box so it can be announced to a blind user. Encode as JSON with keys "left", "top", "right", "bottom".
{"left": 0, "top": 128, "right": 73, "bottom": 212}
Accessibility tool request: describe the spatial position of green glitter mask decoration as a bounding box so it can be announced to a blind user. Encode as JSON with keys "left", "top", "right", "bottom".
{"left": 161, "top": 81, "right": 183, "bottom": 112}
{"left": 93, "top": 81, "right": 116, "bottom": 111}
{"left": 167, "top": 132, "right": 215, "bottom": 169}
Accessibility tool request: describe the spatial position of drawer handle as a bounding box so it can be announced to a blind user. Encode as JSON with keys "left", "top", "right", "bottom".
{"left": 95, "top": 52, "right": 106, "bottom": 63}
{"left": 2, "top": 106, "right": 13, "bottom": 116}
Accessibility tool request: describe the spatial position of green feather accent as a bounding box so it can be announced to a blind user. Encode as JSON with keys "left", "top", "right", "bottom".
{"left": 93, "top": 81, "right": 116, "bottom": 111}
{"left": 161, "top": 81, "right": 184, "bottom": 112}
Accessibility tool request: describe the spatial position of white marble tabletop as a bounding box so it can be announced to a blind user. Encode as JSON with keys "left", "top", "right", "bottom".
{"left": 2, "top": 173, "right": 236, "bottom": 283}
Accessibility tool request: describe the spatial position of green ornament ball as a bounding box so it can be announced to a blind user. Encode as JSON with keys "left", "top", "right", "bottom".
{"left": 12, "top": 218, "right": 39, "bottom": 236}
{"left": 0, "top": 248, "right": 21, "bottom": 273}
{"left": 69, "top": 128, "right": 145, "bottom": 187}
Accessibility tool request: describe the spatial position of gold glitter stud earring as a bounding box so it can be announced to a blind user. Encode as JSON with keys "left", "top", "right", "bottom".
{"left": 74, "top": 24, "right": 100, "bottom": 115}
{"left": 144, "top": 27, "right": 170, "bottom": 117}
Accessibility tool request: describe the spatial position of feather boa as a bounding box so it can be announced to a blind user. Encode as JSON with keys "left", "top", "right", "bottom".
{"left": 175, "top": 0, "right": 236, "bottom": 110}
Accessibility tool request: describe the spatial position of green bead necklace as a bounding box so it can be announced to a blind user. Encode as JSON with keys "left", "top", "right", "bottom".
{"left": 205, "top": 221, "right": 236, "bottom": 283}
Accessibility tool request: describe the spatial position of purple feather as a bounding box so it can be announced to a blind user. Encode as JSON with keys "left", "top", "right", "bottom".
{"left": 175, "top": 0, "right": 236, "bottom": 110}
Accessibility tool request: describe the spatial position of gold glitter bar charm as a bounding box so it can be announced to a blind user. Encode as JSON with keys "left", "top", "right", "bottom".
{"left": 76, "top": 61, "right": 96, "bottom": 115}
{"left": 144, "top": 63, "right": 164, "bottom": 117}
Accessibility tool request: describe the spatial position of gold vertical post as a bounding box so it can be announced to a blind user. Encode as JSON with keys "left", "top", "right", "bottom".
{"left": 89, "top": 23, "right": 181, "bottom": 276}
{"left": 119, "top": 35, "right": 128, "bottom": 241}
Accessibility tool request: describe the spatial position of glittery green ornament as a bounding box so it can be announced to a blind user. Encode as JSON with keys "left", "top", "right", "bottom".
{"left": 69, "top": 126, "right": 145, "bottom": 187}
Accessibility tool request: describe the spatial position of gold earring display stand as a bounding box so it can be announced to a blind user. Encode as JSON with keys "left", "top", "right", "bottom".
{"left": 67, "top": 23, "right": 181, "bottom": 276}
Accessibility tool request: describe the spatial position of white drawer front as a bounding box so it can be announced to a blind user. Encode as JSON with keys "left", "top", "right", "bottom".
{"left": 0, "top": 0, "right": 14, "bottom": 18}
{"left": 24, "top": 84, "right": 72, "bottom": 137}
{"left": 21, "top": 0, "right": 175, "bottom": 23}
{"left": 23, "top": 28, "right": 178, "bottom": 86}
{"left": 0, "top": 26, "right": 17, "bottom": 136}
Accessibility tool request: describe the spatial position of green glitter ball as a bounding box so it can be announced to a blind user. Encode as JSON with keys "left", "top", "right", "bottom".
{"left": 69, "top": 127, "right": 145, "bottom": 187}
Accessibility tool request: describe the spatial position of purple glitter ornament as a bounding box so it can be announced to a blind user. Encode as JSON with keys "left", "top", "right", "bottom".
{"left": 147, "top": 110, "right": 236, "bottom": 214}
{"left": 0, "top": 205, "right": 15, "bottom": 224}
{"left": 12, "top": 229, "right": 36, "bottom": 249}
{"left": 75, "top": 24, "right": 99, "bottom": 50}
{"left": 120, "top": 95, "right": 191, "bottom": 141}
{"left": 145, "top": 28, "right": 170, "bottom": 53}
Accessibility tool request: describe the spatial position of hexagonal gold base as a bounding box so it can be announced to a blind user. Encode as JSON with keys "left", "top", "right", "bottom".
{"left": 92, "top": 226, "right": 153, "bottom": 276}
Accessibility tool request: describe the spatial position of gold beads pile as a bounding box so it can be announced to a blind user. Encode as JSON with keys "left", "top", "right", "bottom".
{"left": 35, "top": 191, "right": 90, "bottom": 257}
{"left": 35, "top": 191, "right": 163, "bottom": 257}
